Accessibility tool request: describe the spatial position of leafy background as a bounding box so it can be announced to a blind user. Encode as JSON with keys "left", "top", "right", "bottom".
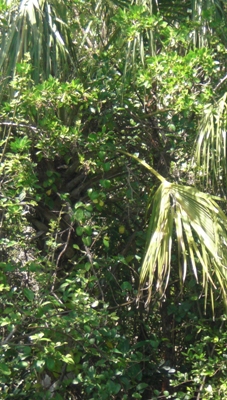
{"left": 1, "top": 0, "right": 227, "bottom": 399}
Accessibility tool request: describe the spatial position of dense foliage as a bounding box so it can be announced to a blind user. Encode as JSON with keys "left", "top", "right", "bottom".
{"left": 1, "top": 0, "right": 227, "bottom": 399}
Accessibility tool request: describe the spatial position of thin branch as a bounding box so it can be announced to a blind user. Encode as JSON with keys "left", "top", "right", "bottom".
{"left": 214, "top": 74, "right": 227, "bottom": 91}
{"left": 84, "top": 245, "right": 104, "bottom": 301}
{"left": 0, "top": 121, "right": 40, "bottom": 132}
{"left": 0, "top": 314, "right": 28, "bottom": 345}
{"left": 1, "top": 325, "right": 18, "bottom": 345}
{"left": 51, "top": 226, "right": 73, "bottom": 293}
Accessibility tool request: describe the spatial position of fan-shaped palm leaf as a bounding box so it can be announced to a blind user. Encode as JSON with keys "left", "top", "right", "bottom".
{"left": 193, "top": 92, "right": 227, "bottom": 191}
{"left": 139, "top": 180, "right": 227, "bottom": 310}
{"left": 121, "top": 151, "right": 227, "bottom": 310}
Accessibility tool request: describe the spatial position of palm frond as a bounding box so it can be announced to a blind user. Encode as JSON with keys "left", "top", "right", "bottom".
{"left": 193, "top": 92, "right": 227, "bottom": 192}
{"left": 0, "top": 0, "right": 75, "bottom": 86}
{"left": 139, "top": 182, "right": 227, "bottom": 310}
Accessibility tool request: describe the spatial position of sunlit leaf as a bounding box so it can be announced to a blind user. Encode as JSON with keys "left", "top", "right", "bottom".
{"left": 138, "top": 181, "right": 227, "bottom": 310}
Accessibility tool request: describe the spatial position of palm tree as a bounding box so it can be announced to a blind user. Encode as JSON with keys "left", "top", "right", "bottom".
{"left": 0, "top": 0, "right": 75, "bottom": 86}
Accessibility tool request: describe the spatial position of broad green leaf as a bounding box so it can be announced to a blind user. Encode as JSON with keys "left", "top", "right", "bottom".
{"left": 82, "top": 236, "right": 92, "bottom": 246}
{"left": 0, "top": 363, "right": 11, "bottom": 376}
{"left": 137, "top": 382, "right": 149, "bottom": 391}
{"left": 46, "top": 358, "right": 55, "bottom": 371}
{"left": 107, "top": 380, "right": 121, "bottom": 394}
{"left": 23, "top": 287, "right": 35, "bottom": 301}
{"left": 76, "top": 226, "right": 83, "bottom": 236}
{"left": 74, "top": 208, "right": 84, "bottom": 221}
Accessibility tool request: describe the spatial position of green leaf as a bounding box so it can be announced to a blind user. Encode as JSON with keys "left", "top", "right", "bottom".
{"left": 34, "top": 360, "right": 45, "bottom": 371}
{"left": 103, "top": 236, "right": 110, "bottom": 248}
{"left": 74, "top": 202, "right": 84, "bottom": 209}
{"left": 98, "top": 151, "right": 106, "bottom": 160}
{"left": 121, "top": 281, "right": 132, "bottom": 290}
{"left": 23, "top": 288, "right": 35, "bottom": 301}
{"left": 100, "top": 179, "right": 111, "bottom": 188}
{"left": 74, "top": 209, "right": 84, "bottom": 221}
{"left": 136, "top": 383, "right": 148, "bottom": 391}
{"left": 107, "top": 380, "right": 121, "bottom": 394}
{"left": 60, "top": 354, "right": 74, "bottom": 364}
{"left": 132, "top": 393, "right": 142, "bottom": 399}
{"left": 76, "top": 226, "right": 84, "bottom": 236}
{"left": 82, "top": 236, "right": 92, "bottom": 246}
{"left": 0, "top": 363, "right": 11, "bottom": 376}
{"left": 84, "top": 225, "right": 92, "bottom": 235}
{"left": 0, "top": 284, "right": 10, "bottom": 291}
{"left": 0, "top": 317, "right": 11, "bottom": 326}
{"left": 45, "top": 358, "right": 55, "bottom": 371}
{"left": 88, "top": 190, "right": 99, "bottom": 200}
{"left": 30, "top": 332, "right": 45, "bottom": 341}
{"left": 103, "top": 162, "right": 110, "bottom": 172}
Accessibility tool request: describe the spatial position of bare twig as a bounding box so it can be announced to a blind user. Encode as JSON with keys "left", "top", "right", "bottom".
{"left": 50, "top": 226, "right": 73, "bottom": 293}
{"left": 214, "top": 74, "right": 227, "bottom": 91}
{"left": 84, "top": 245, "right": 104, "bottom": 301}
{"left": 0, "top": 121, "right": 39, "bottom": 132}
{"left": 1, "top": 325, "right": 18, "bottom": 345}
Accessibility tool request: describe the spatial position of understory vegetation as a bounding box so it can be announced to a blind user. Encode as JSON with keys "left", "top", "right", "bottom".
{"left": 1, "top": 0, "right": 227, "bottom": 399}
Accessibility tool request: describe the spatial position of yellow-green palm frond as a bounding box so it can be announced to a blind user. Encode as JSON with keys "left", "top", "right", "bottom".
{"left": 139, "top": 182, "right": 227, "bottom": 310}
{"left": 193, "top": 92, "right": 227, "bottom": 191}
